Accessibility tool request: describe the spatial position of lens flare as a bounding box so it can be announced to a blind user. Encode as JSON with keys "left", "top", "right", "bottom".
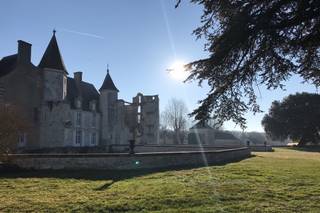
{"left": 168, "top": 61, "right": 189, "bottom": 81}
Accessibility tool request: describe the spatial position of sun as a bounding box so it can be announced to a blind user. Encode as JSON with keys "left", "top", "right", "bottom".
{"left": 168, "top": 61, "right": 189, "bottom": 81}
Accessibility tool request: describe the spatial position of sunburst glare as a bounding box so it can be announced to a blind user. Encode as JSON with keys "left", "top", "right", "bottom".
{"left": 168, "top": 61, "right": 189, "bottom": 81}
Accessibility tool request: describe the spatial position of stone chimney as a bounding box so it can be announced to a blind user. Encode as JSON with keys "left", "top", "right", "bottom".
{"left": 17, "top": 40, "right": 32, "bottom": 64}
{"left": 74, "top": 72, "right": 83, "bottom": 98}
{"left": 74, "top": 72, "right": 82, "bottom": 83}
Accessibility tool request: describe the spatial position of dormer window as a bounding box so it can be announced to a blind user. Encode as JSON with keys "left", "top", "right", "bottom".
{"left": 75, "top": 98, "right": 81, "bottom": 109}
{"left": 90, "top": 100, "right": 96, "bottom": 111}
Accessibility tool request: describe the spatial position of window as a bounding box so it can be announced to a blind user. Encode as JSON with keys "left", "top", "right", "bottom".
{"left": 75, "top": 130, "right": 82, "bottom": 145}
{"left": 91, "top": 102, "right": 96, "bottom": 111}
{"left": 92, "top": 113, "right": 96, "bottom": 127}
{"left": 63, "top": 76, "right": 67, "bottom": 99}
{"left": 18, "top": 133, "right": 27, "bottom": 147}
{"left": 33, "top": 108, "right": 39, "bottom": 122}
{"left": 76, "top": 99, "right": 81, "bottom": 108}
{"left": 91, "top": 132, "right": 96, "bottom": 145}
{"left": 76, "top": 112, "right": 81, "bottom": 126}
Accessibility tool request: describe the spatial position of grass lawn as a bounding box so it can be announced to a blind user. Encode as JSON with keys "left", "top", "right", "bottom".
{"left": 0, "top": 148, "right": 320, "bottom": 212}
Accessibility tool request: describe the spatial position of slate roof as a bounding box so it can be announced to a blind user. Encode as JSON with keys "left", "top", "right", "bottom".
{"left": 38, "top": 33, "right": 68, "bottom": 73}
{"left": 190, "top": 121, "right": 213, "bottom": 129}
{"left": 99, "top": 71, "right": 119, "bottom": 92}
{"left": 190, "top": 122, "right": 239, "bottom": 140}
{"left": 0, "top": 54, "right": 18, "bottom": 78}
{"left": 66, "top": 77, "right": 100, "bottom": 111}
{"left": 215, "top": 131, "right": 238, "bottom": 140}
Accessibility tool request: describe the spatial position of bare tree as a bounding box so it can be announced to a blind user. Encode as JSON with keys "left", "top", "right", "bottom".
{"left": 0, "top": 104, "right": 29, "bottom": 162}
{"left": 162, "top": 98, "right": 188, "bottom": 144}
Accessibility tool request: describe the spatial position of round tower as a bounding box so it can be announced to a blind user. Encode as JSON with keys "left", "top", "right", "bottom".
{"left": 39, "top": 30, "right": 68, "bottom": 102}
{"left": 99, "top": 68, "right": 119, "bottom": 146}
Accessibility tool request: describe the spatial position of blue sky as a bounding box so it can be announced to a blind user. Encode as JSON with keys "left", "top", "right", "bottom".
{"left": 1, "top": 0, "right": 318, "bottom": 132}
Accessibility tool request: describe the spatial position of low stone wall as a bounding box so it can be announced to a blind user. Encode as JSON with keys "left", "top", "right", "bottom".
{"left": 109, "top": 144, "right": 244, "bottom": 153}
{"left": 10, "top": 147, "right": 250, "bottom": 170}
{"left": 250, "top": 145, "right": 273, "bottom": 152}
{"left": 214, "top": 139, "right": 245, "bottom": 147}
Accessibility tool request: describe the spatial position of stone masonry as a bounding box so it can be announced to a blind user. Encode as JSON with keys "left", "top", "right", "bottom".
{"left": 0, "top": 31, "right": 160, "bottom": 150}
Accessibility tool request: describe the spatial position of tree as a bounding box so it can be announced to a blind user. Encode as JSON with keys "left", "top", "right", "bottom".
{"left": 0, "top": 104, "right": 29, "bottom": 161}
{"left": 161, "top": 98, "right": 189, "bottom": 144}
{"left": 207, "top": 118, "right": 224, "bottom": 130}
{"left": 261, "top": 93, "right": 320, "bottom": 146}
{"left": 176, "top": 0, "right": 320, "bottom": 128}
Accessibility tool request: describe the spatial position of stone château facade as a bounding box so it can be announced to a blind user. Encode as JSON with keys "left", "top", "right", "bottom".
{"left": 0, "top": 32, "right": 159, "bottom": 150}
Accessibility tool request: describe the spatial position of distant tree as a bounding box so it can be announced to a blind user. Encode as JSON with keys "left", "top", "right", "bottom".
{"left": 262, "top": 93, "right": 320, "bottom": 146}
{"left": 175, "top": 0, "right": 320, "bottom": 128}
{"left": 246, "top": 132, "right": 267, "bottom": 145}
{"left": 162, "top": 98, "right": 189, "bottom": 144}
{"left": 159, "top": 125, "right": 174, "bottom": 145}
{"left": 0, "top": 104, "right": 29, "bottom": 161}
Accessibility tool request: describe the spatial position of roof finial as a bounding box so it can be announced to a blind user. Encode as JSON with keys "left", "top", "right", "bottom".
{"left": 53, "top": 29, "right": 56, "bottom": 35}
{"left": 107, "top": 64, "right": 109, "bottom": 74}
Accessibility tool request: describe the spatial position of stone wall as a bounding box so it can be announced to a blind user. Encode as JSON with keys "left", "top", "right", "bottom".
{"left": 109, "top": 144, "right": 239, "bottom": 153}
{"left": 42, "top": 68, "right": 66, "bottom": 102}
{"left": 214, "top": 139, "right": 245, "bottom": 147}
{"left": 133, "top": 93, "right": 159, "bottom": 144}
{"left": 249, "top": 145, "right": 273, "bottom": 152}
{"left": 0, "top": 43, "right": 42, "bottom": 149}
{"left": 39, "top": 103, "right": 101, "bottom": 148}
{"left": 10, "top": 147, "right": 250, "bottom": 170}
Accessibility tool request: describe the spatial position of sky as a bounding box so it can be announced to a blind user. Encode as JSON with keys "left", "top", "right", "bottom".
{"left": 1, "top": 0, "right": 318, "bottom": 132}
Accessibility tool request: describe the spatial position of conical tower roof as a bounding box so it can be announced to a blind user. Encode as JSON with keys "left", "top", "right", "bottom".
{"left": 99, "top": 69, "right": 119, "bottom": 92}
{"left": 39, "top": 30, "right": 68, "bottom": 74}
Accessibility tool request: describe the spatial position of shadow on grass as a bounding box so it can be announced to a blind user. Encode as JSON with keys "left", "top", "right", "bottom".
{"left": 0, "top": 156, "right": 250, "bottom": 190}
{"left": 249, "top": 154, "right": 260, "bottom": 158}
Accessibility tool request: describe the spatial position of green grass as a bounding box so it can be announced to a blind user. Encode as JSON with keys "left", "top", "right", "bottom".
{"left": 1, "top": 148, "right": 320, "bottom": 212}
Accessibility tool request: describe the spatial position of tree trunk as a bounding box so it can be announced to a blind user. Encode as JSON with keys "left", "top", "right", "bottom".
{"left": 174, "top": 131, "right": 181, "bottom": 144}
{"left": 298, "top": 133, "right": 313, "bottom": 147}
{"left": 298, "top": 135, "right": 307, "bottom": 147}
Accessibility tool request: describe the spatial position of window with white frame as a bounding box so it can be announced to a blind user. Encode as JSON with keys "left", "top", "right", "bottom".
{"left": 91, "top": 132, "right": 96, "bottom": 145}
{"left": 75, "top": 130, "right": 82, "bottom": 145}
{"left": 76, "top": 112, "right": 81, "bottom": 126}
